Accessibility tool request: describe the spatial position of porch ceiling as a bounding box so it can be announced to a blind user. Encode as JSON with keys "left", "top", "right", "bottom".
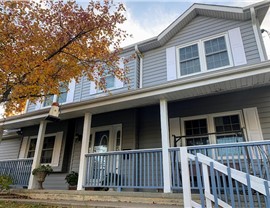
{"left": 1, "top": 61, "right": 270, "bottom": 130}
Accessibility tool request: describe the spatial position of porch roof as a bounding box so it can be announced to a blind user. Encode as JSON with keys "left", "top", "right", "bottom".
{"left": 1, "top": 61, "right": 270, "bottom": 130}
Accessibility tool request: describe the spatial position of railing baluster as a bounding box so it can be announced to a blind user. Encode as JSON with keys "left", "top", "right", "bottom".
{"left": 246, "top": 173, "right": 255, "bottom": 208}
{"left": 128, "top": 153, "right": 131, "bottom": 187}
{"left": 160, "top": 151, "right": 163, "bottom": 187}
{"left": 155, "top": 152, "right": 158, "bottom": 188}
{"left": 210, "top": 162, "right": 218, "bottom": 208}
{"left": 136, "top": 153, "right": 138, "bottom": 187}
{"left": 176, "top": 150, "right": 180, "bottom": 188}
{"left": 151, "top": 152, "right": 154, "bottom": 187}
{"left": 230, "top": 150, "right": 241, "bottom": 207}
{"left": 139, "top": 152, "right": 142, "bottom": 187}
{"left": 147, "top": 152, "right": 150, "bottom": 187}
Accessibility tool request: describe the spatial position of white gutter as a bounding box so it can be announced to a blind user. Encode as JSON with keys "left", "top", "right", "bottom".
{"left": 135, "top": 45, "right": 144, "bottom": 88}
{"left": 250, "top": 7, "right": 267, "bottom": 62}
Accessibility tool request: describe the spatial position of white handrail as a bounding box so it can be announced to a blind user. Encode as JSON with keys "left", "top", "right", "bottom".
{"left": 194, "top": 153, "right": 270, "bottom": 196}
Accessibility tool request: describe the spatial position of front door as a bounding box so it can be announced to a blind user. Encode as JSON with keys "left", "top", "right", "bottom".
{"left": 89, "top": 124, "right": 122, "bottom": 153}
{"left": 88, "top": 125, "right": 122, "bottom": 186}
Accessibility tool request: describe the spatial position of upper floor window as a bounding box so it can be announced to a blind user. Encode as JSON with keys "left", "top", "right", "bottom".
{"left": 204, "top": 36, "right": 230, "bottom": 70}
{"left": 43, "top": 84, "right": 68, "bottom": 107}
{"left": 177, "top": 34, "right": 232, "bottom": 77}
{"left": 179, "top": 44, "right": 200, "bottom": 76}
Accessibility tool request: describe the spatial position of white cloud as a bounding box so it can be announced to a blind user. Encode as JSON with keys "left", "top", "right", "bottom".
{"left": 120, "top": 4, "right": 179, "bottom": 47}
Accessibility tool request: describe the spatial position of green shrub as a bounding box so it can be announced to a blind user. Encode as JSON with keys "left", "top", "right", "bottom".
{"left": 32, "top": 164, "right": 53, "bottom": 176}
{"left": 0, "top": 175, "right": 13, "bottom": 190}
{"left": 65, "top": 171, "right": 78, "bottom": 186}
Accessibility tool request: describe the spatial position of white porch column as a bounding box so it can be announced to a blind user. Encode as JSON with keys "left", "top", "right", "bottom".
{"left": 160, "top": 99, "right": 172, "bottom": 193}
{"left": 77, "top": 112, "right": 92, "bottom": 190}
{"left": 28, "top": 120, "right": 47, "bottom": 189}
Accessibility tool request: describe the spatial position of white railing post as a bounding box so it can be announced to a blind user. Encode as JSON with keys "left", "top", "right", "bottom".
{"left": 28, "top": 120, "right": 47, "bottom": 189}
{"left": 202, "top": 162, "right": 212, "bottom": 207}
{"left": 160, "top": 99, "right": 172, "bottom": 193}
{"left": 77, "top": 112, "right": 92, "bottom": 190}
{"left": 180, "top": 147, "right": 192, "bottom": 207}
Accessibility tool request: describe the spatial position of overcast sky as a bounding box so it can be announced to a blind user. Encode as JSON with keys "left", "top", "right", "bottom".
{"left": 120, "top": 0, "right": 270, "bottom": 54}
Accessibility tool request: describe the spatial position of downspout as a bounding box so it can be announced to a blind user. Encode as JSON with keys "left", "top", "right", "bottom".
{"left": 135, "top": 45, "right": 143, "bottom": 88}
{"left": 250, "top": 7, "right": 267, "bottom": 61}
{"left": 24, "top": 99, "right": 30, "bottom": 114}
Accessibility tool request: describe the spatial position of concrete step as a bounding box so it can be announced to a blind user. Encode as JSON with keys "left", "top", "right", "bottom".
{"left": 9, "top": 189, "right": 190, "bottom": 207}
{"left": 0, "top": 192, "right": 29, "bottom": 199}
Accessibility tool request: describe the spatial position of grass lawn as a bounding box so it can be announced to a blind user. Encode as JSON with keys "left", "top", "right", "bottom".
{"left": 0, "top": 201, "right": 61, "bottom": 208}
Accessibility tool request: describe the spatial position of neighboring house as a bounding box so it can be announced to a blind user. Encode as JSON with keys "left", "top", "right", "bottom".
{"left": 0, "top": 1, "right": 270, "bottom": 197}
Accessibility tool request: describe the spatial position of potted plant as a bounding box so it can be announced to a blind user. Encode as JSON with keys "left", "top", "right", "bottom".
{"left": 32, "top": 164, "right": 53, "bottom": 189}
{"left": 65, "top": 171, "right": 78, "bottom": 190}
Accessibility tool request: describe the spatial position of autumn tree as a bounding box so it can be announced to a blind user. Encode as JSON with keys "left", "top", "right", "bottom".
{"left": 0, "top": 0, "right": 130, "bottom": 115}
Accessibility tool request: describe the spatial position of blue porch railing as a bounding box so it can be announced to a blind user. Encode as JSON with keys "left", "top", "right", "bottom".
{"left": 169, "top": 140, "right": 270, "bottom": 190}
{"left": 0, "top": 158, "right": 33, "bottom": 187}
{"left": 84, "top": 149, "right": 163, "bottom": 189}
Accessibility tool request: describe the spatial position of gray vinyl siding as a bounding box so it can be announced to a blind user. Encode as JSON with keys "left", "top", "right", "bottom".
{"left": 91, "top": 109, "right": 137, "bottom": 150}
{"left": 143, "top": 16, "right": 260, "bottom": 87}
{"left": 168, "top": 86, "right": 270, "bottom": 141}
{"left": 70, "top": 109, "right": 138, "bottom": 172}
{"left": 0, "top": 138, "right": 21, "bottom": 160}
{"left": 73, "top": 51, "right": 136, "bottom": 102}
{"left": 138, "top": 106, "right": 161, "bottom": 149}
{"left": 43, "top": 173, "right": 67, "bottom": 190}
{"left": 134, "top": 86, "right": 270, "bottom": 149}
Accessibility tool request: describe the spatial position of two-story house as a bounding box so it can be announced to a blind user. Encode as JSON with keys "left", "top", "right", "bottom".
{"left": 0, "top": 1, "right": 270, "bottom": 196}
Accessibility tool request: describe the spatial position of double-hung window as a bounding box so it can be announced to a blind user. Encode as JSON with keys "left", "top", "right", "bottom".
{"left": 182, "top": 111, "right": 244, "bottom": 146}
{"left": 27, "top": 136, "right": 55, "bottom": 164}
{"left": 43, "top": 84, "right": 68, "bottom": 107}
{"left": 177, "top": 34, "right": 232, "bottom": 77}
{"left": 179, "top": 44, "right": 201, "bottom": 76}
{"left": 204, "top": 36, "right": 230, "bottom": 70}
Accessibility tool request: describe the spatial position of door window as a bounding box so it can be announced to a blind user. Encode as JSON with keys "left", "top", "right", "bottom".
{"left": 93, "top": 130, "right": 109, "bottom": 153}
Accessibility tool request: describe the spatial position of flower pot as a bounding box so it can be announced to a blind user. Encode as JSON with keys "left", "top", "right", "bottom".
{"left": 35, "top": 172, "right": 47, "bottom": 189}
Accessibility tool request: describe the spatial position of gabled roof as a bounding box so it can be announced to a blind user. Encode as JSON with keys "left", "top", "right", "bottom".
{"left": 124, "top": 1, "right": 270, "bottom": 53}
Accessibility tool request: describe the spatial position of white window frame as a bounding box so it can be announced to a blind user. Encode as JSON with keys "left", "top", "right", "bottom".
{"left": 180, "top": 110, "right": 245, "bottom": 147}
{"left": 176, "top": 32, "right": 233, "bottom": 78}
{"left": 40, "top": 79, "right": 75, "bottom": 109}
{"left": 97, "top": 74, "right": 117, "bottom": 92}
{"left": 23, "top": 132, "right": 64, "bottom": 167}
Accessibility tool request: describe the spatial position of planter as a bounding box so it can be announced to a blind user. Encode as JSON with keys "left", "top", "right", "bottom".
{"left": 36, "top": 171, "right": 47, "bottom": 189}
{"left": 68, "top": 185, "right": 77, "bottom": 190}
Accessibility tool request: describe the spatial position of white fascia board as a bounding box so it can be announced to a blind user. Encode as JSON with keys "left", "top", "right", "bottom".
{"left": 243, "top": 0, "right": 270, "bottom": 11}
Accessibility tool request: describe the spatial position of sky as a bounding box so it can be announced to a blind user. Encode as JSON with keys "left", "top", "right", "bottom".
{"left": 0, "top": 0, "right": 269, "bottom": 118}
